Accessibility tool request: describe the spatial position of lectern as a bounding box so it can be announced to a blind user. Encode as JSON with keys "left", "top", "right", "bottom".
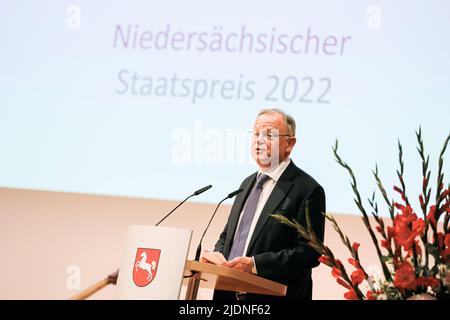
{"left": 71, "top": 225, "right": 286, "bottom": 300}
{"left": 183, "top": 260, "right": 286, "bottom": 300}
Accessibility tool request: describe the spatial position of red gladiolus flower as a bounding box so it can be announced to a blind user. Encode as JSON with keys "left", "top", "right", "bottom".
{"left": 319, "top": 255, "right": 333, "bottom": 267}
{"left": 427, "top": 205, "right": 436, "bottom": 227}
{"left": 353, "top": 242, "right": 360, "bottom": 252}
{"left": 376, "top": 226, "right": 383, "bottom": 234}
{"left": 419, "top": 194, "right": 425, "bottom": 208}
{"left": 336, "top": 277, "right": 351, "bottom": 290}
{"left": 393, "top": 186, "right": 406, "bottom": 201}
{"left": 394, "top": 246, "right": 402, "bottom": 257}
{"left": 393, "top": 210, "right": 420, "bottom": 250}
{"left": 393, "top": 255, "right": 401, "bottom": 269}
{"left": 394, "top": 261, "right": 416, "bottom": 291}
{"left": 387, "top": 226, "right": 395, "bottom": 239}
{"left": 381, "top": 239, "right": 390, "bottom": 249}
{"left": 412, "top": 219, "right": 425, "bottom": 236}
{"left": 394, "top": 202, "right": 404, "bottom": 210}
{"left": 398, "top": 205, "right": 417, "bottom": 223}
{"left": 366, "top": 290, "right": 377, "bottom": 300}
{"left": 414, "top": 240, "right": 422, "bottom": 256}
{"left": 416, "top": 276, "right": 440, "bottom": 289}
{"left": 444, "top": 233, "right": 450, "bottom": 261}
{"left": 348, "top": 258, "right": 359, "bottom": 268}
{"left": 436, "top": 232, "right": 444, "bottom": 248}
{"left": 332, "top": 267, "right": 342, "bottom": 278}
{"left": 408, "top": 240, "right": 422, "bottom": 257}
{"left": 442, "top": 248, "right": 450, "bottom": 262}
{"left": 393, "top": 226, "right": 414, "bottom": 250}
{"left": 441, "top": 189, "right": 450, "bottom": 199}
{"left": 351, "top": 268, "right": 366, "bottom": 285}
{"left": 443, "top": 201, "right": 450, "bottom": 214}
{"left": 344, "top": 289, "right": 359, "bottom": 300}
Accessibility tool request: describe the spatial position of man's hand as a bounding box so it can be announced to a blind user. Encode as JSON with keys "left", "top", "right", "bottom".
{"left": 200, "top": 256, "right": 212, "bottom": 264}
{"left": 222, "top": 256, "right": 254, "bottom": 273}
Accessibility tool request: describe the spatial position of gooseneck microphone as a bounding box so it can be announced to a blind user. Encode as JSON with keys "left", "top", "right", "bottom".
{"left": 193, "top": 185, "right": 212, "bottom": 196}
{"left": 194, "top": 188, "right": 244, "bottom": 261}
{"left": 155, "top": 185, "right": 212, "bottom": 226}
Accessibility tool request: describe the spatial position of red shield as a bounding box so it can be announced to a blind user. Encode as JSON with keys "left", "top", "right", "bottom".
{"left": 132, "top": 248, "right": 161, "bottom": 287}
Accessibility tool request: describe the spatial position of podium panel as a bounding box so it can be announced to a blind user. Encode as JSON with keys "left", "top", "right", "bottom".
{"left": 115, "top": 225, "right": 192, "bottom": 299}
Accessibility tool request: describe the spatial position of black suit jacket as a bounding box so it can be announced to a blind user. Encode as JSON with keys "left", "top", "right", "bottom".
{"left": 214, "top": 161, "right": 326, "bottom": 300}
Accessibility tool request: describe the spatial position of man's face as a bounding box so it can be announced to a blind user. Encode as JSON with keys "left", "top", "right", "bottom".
{"left": 251, "top": 112, "right": 296, "bottom": 170}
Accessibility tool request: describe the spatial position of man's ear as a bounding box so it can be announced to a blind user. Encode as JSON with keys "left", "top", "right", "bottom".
{"left": 288, "top": 137, "right": 297, "bottom": 152}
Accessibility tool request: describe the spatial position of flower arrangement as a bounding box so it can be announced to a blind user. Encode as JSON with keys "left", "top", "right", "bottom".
{"left": 272, "top": 128, "right": 450, "bottom": 300}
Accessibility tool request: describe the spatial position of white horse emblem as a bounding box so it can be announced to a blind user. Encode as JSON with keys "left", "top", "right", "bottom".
{"left": 134, "top": 251, "right": 157, "bottom": 282}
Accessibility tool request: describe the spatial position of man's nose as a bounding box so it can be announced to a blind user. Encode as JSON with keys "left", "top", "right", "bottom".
{"left": 255, "top": 138, "right": 266, "bottom": 147}
{"left": 256, "top": 134, "right": 267, "bottom": 144}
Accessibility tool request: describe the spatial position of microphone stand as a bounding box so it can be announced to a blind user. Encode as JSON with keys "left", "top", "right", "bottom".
{"left": 186, "top": 200, "right": 225, "bottom": 300}
{"left": 194, "top": 188, "right": 243, "bottom": 261}
{"left": 155, "top": 194, "right": 196, "bottom": 226}
{"left": 186, "top": 189, "right": 243, "bottom": 299}
{"left": 194, "top": 198, "right": 227, "bottom": 261}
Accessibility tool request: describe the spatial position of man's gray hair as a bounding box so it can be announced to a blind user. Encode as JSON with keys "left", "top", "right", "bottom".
{"left": 257, "top": 108, "right": 296, "bottom": 136}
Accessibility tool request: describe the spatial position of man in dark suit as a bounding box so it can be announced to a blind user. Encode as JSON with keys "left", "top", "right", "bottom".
{"left": 210, "top": 108, "right": 325, "bottom": 300}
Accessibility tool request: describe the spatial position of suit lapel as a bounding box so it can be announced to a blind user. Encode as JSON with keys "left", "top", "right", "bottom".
{"left": 245, "top": 162, "right": 297, "bottom": 254}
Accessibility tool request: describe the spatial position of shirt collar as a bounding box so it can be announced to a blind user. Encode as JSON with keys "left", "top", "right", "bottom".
{"left": 257, "top": 157, "right": 291, "bottom": 183}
